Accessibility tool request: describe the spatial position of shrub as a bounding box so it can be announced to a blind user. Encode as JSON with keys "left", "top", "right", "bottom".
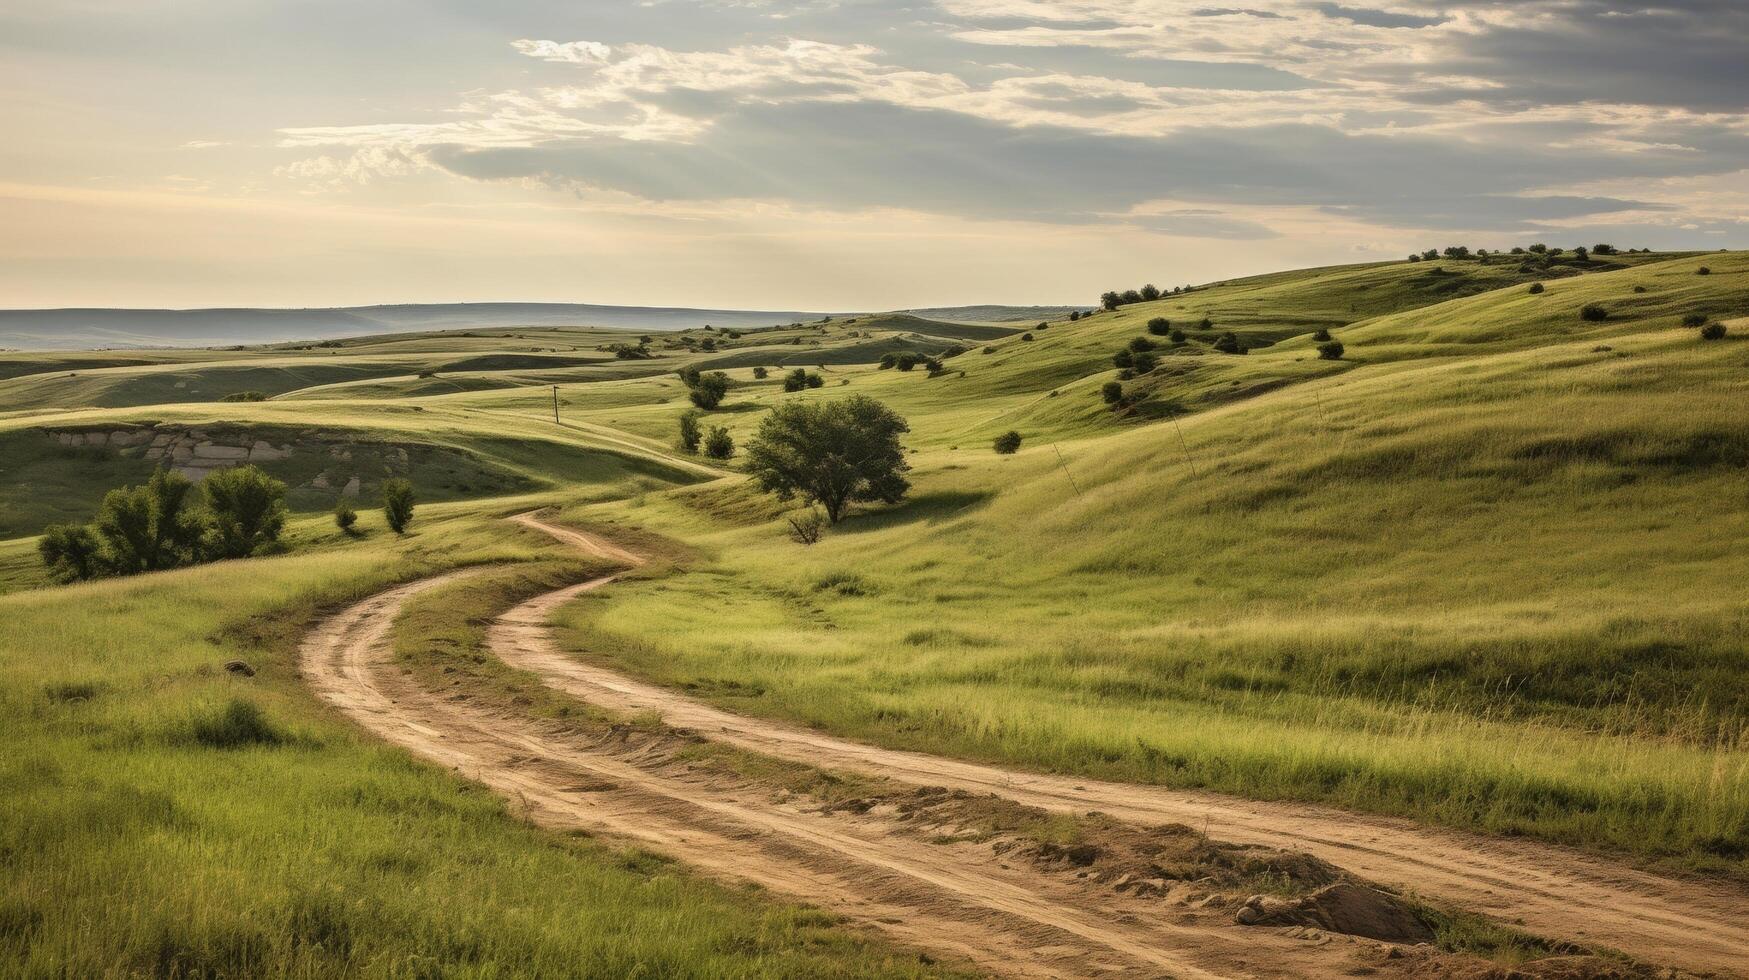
{"left": 1128, "top": 337, "right": 1155, "bottom": 353}
{"left": 1037, "top": 321, "right": 1049, "bottom": 330}
{"left": 1169, "top": 328, "right": 1186, "bottom": 343}
{"left": 923, "top": 357, "right": 944, "bottom": 375}
{"left": 38, "top": 523, "right": 102, "bottom": 583}
{"left": 1112, "top": 349, "right": 1134, "bottom": 369}
{"left": 895, "top": 353, "right": 920, "bottom": 371}
{"left": 1147, "top": 317, "right": 1171, "bottom": 335}
{"left": 1682, "top": 313, "right": 1710, "bottom": 328}
{"left": 1101, "top": 381, "right": 1124, "bottom": 405}
{"left": 783, "top": 369, "right": 810, "bottom": 392}
{"left": 703, "top": 427, "right": 734, "bottom": 459}
{"left": 1020, "top": 332, "right": 1034, "bottom": 342}
{"left": 1100, "top": 291, "right": 1122, "bottom": 311}
{"left": 334, "top": 501, "right": 357, "bottom": 533}
{"left": 1696, "top": 266, "right": 1711, "bottom": 275}
{"left": 382, "top": 479, "right": 415, "bottom": 535}
{"left": 1593, "top": 243, "right": 1617, "bottom": 255}
{"left": 1311, "top": 328, "right": 1332, "bottom": 342}
{"left": 678, "top": 410, "right": 703, "bottom": 453}
{"left": 1580, "top": 304, "right": 1609, "bottom": 322}
{"left": 752, "top": 366, "right": 769, "bottom": 379}
{"left": 93, "top": 468, "right": 204, "bottom": 575}
{"left": 687, "top": 371, "right": 730, "bottom": 410}
{"left": 878, "top": 353, "right": 897, "bottom": 369}
{"left": 1407, "top": 254, "right": 1420, "bottom": 262}
{"left": 221, "top": 391, "right": 266, "bottom": 402}
{"left": 1121, "top": 289, "right": 1143, "bottom": 305}
{"left": 1198, "top": 316, "right": 1213, "bottom": 329}
{"left": 1131, "top": 351, "right": 1157, "bottom": 374}
{"left": 1317, "top": 340, "right": 1345, "bottom": 360}
{"left": 1528, "top": 282, "right": 1545, "bottom": 294}
{"left": 1213, "top": 332, "right": 1244, "bottom": 354}
{"left": 1140, "top": 284, "right": 1161, "bottom": 301}
{"left": 992, "top": 431, "right": 1022, "bottom": 454}
{"left": 805, "top": 372, "right": 824, "bottom": 389}
{"left": 202, "top": 465, "right": 288, "bottom": 560}
{"left": 1069, "top": 311, "right": 1081, "bottom": 322}
{"left": 1700, "top": 323, "right": 1727, "bottom": 340}
{"left": 1633, "top": 285, "right": 1648, "bottom": 293}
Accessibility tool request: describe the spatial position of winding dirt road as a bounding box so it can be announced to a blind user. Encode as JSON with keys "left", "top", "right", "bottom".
{"left": 301, "top": 512, "right": 1749, "bottom": 978}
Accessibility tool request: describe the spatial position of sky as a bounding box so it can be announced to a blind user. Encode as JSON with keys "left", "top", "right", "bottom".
{"left": 1, "top": 0, "right": 1745, "bottom": 311}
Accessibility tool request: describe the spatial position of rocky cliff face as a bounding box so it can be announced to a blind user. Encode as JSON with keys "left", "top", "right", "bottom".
{"left": 41, "top": 425, "right": 408, "bottom": 495}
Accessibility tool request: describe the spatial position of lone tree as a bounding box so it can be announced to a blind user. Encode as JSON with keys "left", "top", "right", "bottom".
{"left": 993, "top": 430, "right": 1023, "bottom": 454}
{"left": 202, "top": 465, "right": 288, "bottom": 559}
{"left": 744, "top": 395, "right": 910, "bottom": 524}
{"left": 678, "top": 409, "right": 703, "bottom": 453}
{"left": 382, "top": 478, "right": 416, "bottom": 535}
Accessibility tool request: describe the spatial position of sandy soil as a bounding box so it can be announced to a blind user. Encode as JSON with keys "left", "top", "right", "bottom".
{"left": 296, "top": 512, "right": 1749, "bottom": 978}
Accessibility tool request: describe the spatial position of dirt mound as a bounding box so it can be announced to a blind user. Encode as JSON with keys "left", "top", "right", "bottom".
{"left": 1235, "top": 882, "right": 1435, "bottom": 944}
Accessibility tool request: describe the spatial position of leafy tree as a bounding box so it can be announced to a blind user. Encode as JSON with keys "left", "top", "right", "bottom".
{"left": 334, "top": 500, "right": 358, "bottom": 533}
{"left": 1069, "top": 311, "right": 1082, "bottom": 322}
{"left": 992, "top": 431, "right": 1022, "bottom": 455}
{"left": 1121, "top": 289, "right": 1143, "bottom": 305}
{"left": 744, "top": 396, "right": 910, "bottom": 524}
{"left": 688, "top": 371, "right": 730, "bottom": 410}
{"left": 1131, "top": 351, "right": 1158, "bottom": 374}
{"left": 382, "top": 479, "right": 416, "bottom": 535}
{"left": 1147, "top": 317, "right": 1171, "bottom": 335}
{"left": 93, "top": 468, "right": 205, "bottom": 574}
{"left": 879, "top": 353, "right": 898, "bottom": 369}
{"left": 1112, "top": 349, "right": 1134, "bottom": 369}
{"left": 895, "top": 353, "right": 920, "bottom": 371}
{"left": 678, "top": 410, "right": 703, "bottom": 453}
{"left": 1421, "top": 249, "right": 1439, "bottom": 261}
{"left": 1528, "top": 243, "right": 1548, "bottom": 254}
{"left": 1100, "top": 291, "right": 1122, "bottom": 311}
{"left": 783, "top": 369, "right": 810, "bottom": 392}
{"left": 703, "top": 426, "right": 735, "bottom": 459}
{"left": 1128, "top": 337, "right": 1155, "bottom": 352}
{"left": 202, "top": 465, "right": 288, "bottom": 559}
{"left": 805, "top": 372, "right": 825, "bottom": 389}
{"left": 676, "top": 365, "right": 701, "bottom": 387}
{"left": 1592, "top": 243, "right": 1617, "bottom": 255}
{"left": 1140, "top": 283, "right": 1161, "bottom": 301}
{"left": 1101, "top": 381, "right": 1124, "bottom": 405}
{"left": 1318, "top": 340, "right": 1345, "bottom": 360}
{"left": 38, "top": 523, "right": 102, "bottom": 582}
{"left": 1442, "top": 245, "right": 1471, "bottom": 259}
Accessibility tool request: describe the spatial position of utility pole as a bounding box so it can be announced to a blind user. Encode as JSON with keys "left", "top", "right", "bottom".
{"left": 552, "top": 386, "right": 560, "bottom": 424}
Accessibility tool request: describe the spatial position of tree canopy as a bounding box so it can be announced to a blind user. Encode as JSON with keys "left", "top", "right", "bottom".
{"left": 744, "top": 396, "right": 910, "bottom": 524}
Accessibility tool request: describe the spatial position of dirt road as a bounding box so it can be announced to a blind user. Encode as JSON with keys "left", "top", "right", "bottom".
{"left": 300, "top": 512, "right": 1749, "bottom": 977}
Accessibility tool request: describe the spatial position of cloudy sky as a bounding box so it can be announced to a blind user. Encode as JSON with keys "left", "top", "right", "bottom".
{"left": 2, "top": 0, "right": 1745, "bottom": 310}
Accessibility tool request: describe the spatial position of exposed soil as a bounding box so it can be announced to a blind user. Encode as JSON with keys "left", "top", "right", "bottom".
{"left": 297, "top": 512, "right": 1748, "bottom": 978}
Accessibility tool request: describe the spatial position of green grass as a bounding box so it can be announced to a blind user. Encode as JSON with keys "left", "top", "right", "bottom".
{"left": 0, "top": 504, "right": 948, "bottom": 977}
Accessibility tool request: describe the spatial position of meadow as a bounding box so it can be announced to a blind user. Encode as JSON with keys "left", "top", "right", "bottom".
{"left": 3, "top": 248, "right": 1746, "bottom": 974}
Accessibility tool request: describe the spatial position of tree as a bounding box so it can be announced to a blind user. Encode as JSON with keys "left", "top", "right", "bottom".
{"left": 382, "top": 479, "right": 416, "bottom": 535}
{"left": 1121, "top": 289, "right": 1143, "bottom": 305}
{"left": 1128, "top": 337, "right": 1155, "bottom": 352}
{"left": 1100, "top": 291, "right": 1122, "bottom": 311}
{"left": 1421, "top": 249, "right": 1439, "bottom": 261}
{"left": 1112, "top": 349, "right": 1134, "bottom": 369}
{"left": 688, "top": 371, "right": 730, "bottom": 410}
{"left": 1147, "top": 317, "right": 1171, "bottom": 335}
{"left": 1101, "top": 381, "right": 1124, "bottom": 405}
{"left": 1593, "top": 243, "right": 1618, "bottom": 255}
{"left": 703, "top": 426, "right": 735, "bottom": 459}
{"left": 895, "top": 352, "right": 920, "bottom": 371}
{"left": 1442, "top": 245, "right": 1471, "bottom": 260}
{"left": 202, "top": 465, "right": 288, "bottom": 559}
{"left": 676, "top": 365, "right": 701, "bottom": 387}
{"left": 879, "top": 353, "right": 898, "bottom": 369}
{"left": 783, "top": 369, "right": 810, "bottom": 392}
{"left": 1069, "top": 311, "right": 1081, "bottom": 322}
{"left": 1318, "top": 340, "right": 1345, "bottom": 360}
{"left": 1140, "top": 283, "right": 1162, "bottom": 301}
{"left": 678, "top": 410, "right": 703, "bottom": 453}
{"left": 93, "top": 468, "right": 204, "bottom": 574}
{"left": 334, "top": 500, "right": 358, "bottom": 533}
{"left": 744, "top": 396, "right": 910, "bottom": 524}
{"left": 993, "top": 431, "right": 1022, "bottom": 455}
{"left": 38, "top": 523, "right": 102, "bottom": 583}
{"left": 805, "top": 372, "right": 825, "bottom": 389}
{"left": 1213, "top": 332, "right": 1244, "bottom": 354}
{"left": 1131, "top": 351, "right": 1158, "bottom": 374}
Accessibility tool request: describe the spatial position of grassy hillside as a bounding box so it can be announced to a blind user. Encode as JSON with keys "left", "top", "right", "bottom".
{"left": 4, "top": 250, "right": 1745, "bottom": 974}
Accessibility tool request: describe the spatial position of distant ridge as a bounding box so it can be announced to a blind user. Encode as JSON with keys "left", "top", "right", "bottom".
{"left": 0, "top": 301, "right": 1081, "bottom": 350}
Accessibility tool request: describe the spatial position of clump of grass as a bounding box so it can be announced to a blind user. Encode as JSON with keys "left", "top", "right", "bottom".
{"left": 188, "top": 698, "right": 283, "bottom": 749}
{"left": 812, "top": 571, "right": 872, "bottom": 596}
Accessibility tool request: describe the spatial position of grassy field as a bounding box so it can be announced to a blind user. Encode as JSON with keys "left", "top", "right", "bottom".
{"left": 3, "top": 248, "right": 1745, "bottom": 972}
{"left": 0, "top": 503, "right": 946, "bottom": 977}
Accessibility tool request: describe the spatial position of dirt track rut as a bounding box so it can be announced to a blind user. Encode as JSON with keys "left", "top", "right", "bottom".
{"left": 299, "top": 512, "right": 1749, "bottom": 978}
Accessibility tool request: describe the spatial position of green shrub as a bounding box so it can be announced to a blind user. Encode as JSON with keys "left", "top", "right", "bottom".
{"left": 1528, "top": 283, "right": 1545, "bottom": 294}
{"left": 687, "top": 371, "right": 730, "bottom": 410}
{"left": 1682, "top": 313, "right": 1709, "bottom": 328}
{"left": 992, "top": 431, "right": 1022, "bottom": 454}
{"left": 333, "top": 501, "right": 357, "bottom": 532}
{"left": 1131, "top": 351, "right": 1157, "bottom": 374}
{"left": 1213, "top": 332, "right": 1244, "bottom": 354}
{"left": 703, "top": 427, "right": 734, "bottom": 460}
{"left": 202, "top": 465, "right": 288, "bottom": 560}
{"left": 190, "top": 699, "right": 282, "bottom": 749}
{"left": 1700, "top": 322, "right": 1727, "bottom": 340}
{"left": 38, "top": 523, "right": 102, "bottom": 583}
{"left": 1101, "top": 381, "right": 1124, "bottom": 405}
{"left": 1317, "top": 340, "right": 1345, "bottom": 360}
{"left": 678, "top": 410, "right": 703, "bottom": 453}
{"left": 1112, "top": 349, "right": 1133, "bottom": 369}
{"left": 1312, "top": 328, "right": 1332, "bottom": 342}
{"left": 1169, "top": 328, "right": 1186, "bottom": 343}
{"left": 1147, "top": 317, "right": 1171, "bottom": 335}
{"left": 752, "top": 366, "right": 769, "bottom": 379}
{"left": 220, "top": 391, "right": 266, "bottom": 402}
{"left": 1580, "top": 304, "right": 1608, "bottom": 322}
{"left": 382, "top": 479, "right": 416, "bottom": 535}
{"left": 783, "top": 369, "right": 809, "bottom": 392}
{"left": 1696, "top": 266, "right": 1711, "bottom": 276}
{"left": 1128, "top": 337, "right": 1155, "bottom": 353}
